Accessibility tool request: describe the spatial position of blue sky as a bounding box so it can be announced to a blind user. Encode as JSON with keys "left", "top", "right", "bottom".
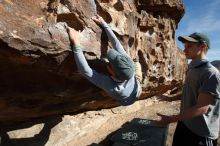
{"left": 176, "top": 0, "right": 220, "bottom": 61}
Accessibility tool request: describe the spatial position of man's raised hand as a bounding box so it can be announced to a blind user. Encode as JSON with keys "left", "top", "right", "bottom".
{"left": 67, "top": 26, "right": 81, "bottom": 47}
{"left": 92, "top": 15, "right": 105, "bottom": 25}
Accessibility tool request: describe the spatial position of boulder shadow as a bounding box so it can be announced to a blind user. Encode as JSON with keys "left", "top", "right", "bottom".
{"left": 0, "top": 116, "right": 62, "bottom": 146}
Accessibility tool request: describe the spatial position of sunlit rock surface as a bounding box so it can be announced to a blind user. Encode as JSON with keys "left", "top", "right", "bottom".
{"left": 0, "top": 0, "right": 186, "bottom": 124}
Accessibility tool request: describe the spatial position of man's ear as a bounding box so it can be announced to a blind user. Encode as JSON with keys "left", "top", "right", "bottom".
{"left": 201, "top": 43, "right": 208, "bottom": 53}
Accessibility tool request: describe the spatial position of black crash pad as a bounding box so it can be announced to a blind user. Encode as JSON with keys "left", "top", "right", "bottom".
{"left": 110, "top": 118, "right": 169, "bottom": 146}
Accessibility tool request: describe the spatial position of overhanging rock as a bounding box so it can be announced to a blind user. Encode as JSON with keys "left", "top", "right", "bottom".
{"left": 0, "top": 0, "right": 186, "bottom": 124}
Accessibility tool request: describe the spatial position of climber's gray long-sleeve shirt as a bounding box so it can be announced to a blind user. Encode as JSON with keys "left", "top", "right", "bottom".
{"left": 72, "top": 22, "right": 141, "bottom": 106}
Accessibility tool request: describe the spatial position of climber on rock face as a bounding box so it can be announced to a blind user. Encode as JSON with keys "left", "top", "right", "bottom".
{"left": 67, "top": 15, "right": 142, "bottom": 106}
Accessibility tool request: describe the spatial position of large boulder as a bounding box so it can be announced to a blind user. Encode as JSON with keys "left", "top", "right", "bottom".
{"left": 0, "top": 0, "right": 186, "bottom": 124}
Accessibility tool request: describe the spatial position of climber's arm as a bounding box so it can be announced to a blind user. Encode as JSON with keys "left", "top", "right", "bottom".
{"left": 92, "top": 15, "right": 129, "bottom": 57}
{"left": 67, "top": 26, "right": 114, "bottom": 92}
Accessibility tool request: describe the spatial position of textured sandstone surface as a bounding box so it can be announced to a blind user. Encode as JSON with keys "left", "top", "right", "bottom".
{"left": 0, "top": 0, "right": 186, "bottom": 124}
{"left": 0, "top": 96, "right": 180, "bottom": 146}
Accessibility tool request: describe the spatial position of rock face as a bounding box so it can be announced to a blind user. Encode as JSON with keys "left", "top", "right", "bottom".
{"left": 0, "top": 0, "right": 186, "bottom": 124}
{"left": 211, "top": 60, "right": 220, "bottom": 72}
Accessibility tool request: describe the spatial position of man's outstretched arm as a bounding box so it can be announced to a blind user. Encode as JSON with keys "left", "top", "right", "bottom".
{"left": 155, "top": 92, "right": 214, "bottom": 126}
{"left": 92, "top": 15, "right": 129, "bottom": 57}
{"left": 67, "top": 26, "right": 114, "bottom": 91}
{"left": 158, "top": 93, "right": 182, "bottom": 102}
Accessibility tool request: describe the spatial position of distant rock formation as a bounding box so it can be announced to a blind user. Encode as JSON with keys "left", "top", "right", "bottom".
{"left": 0, "top": 0, "right": 186, "bottom": 124}
{"left": 211, "top": 60, "right": 220, "bottom": 72}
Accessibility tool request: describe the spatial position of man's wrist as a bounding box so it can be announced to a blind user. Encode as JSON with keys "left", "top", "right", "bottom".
{"left": 170, "top": 115, "right": 179, "bottom": 123}
{"left": 101, "top": 21, "right": 108, "bottom": 27}
{"left": 74, "top": 44, "right": 82, "bottom": 48}
{"left": 71, "top": 44, "right": 83, "bottom": 52}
